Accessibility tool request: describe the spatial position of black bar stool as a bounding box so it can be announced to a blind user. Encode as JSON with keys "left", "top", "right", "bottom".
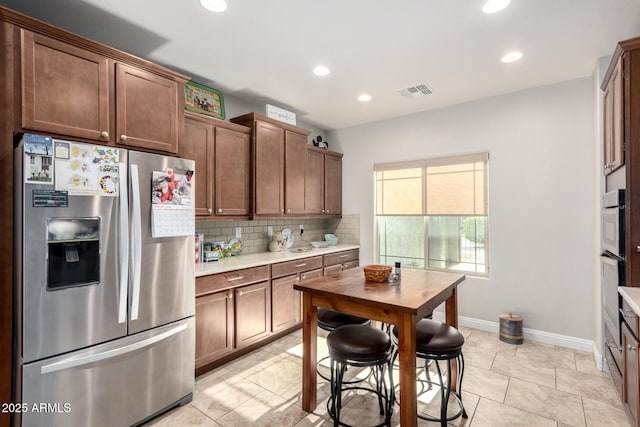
{"left": 327, "top": 324, "right": 394, "bottom": 427}
{"left": 391, "top": 319, "right": 467, "bottom": 426}
{"left": 317, "top": 308, "right": 371, "bottom": 382}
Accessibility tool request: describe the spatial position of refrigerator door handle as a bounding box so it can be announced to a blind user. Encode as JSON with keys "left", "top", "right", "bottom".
{"left": 40, "top": 323, "right": 188, "bottom": 374}
{"left": 130, "top": 164, "right": 142, "bottom": 321}
{"left": 118, "top": 162, "right": 129, "bottom": 324}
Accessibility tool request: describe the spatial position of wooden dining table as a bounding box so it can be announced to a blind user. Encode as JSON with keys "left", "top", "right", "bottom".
{"left": 293, "top": 266, "right": 465, "bottom": 427}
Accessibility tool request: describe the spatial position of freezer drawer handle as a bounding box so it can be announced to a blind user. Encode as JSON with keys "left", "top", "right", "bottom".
{"left": 40, "top": 323, "right": 188, "bottom": 374}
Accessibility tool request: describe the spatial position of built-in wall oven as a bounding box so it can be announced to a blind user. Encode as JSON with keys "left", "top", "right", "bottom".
{"left": 602, "top": 189, "right": 625, "bottom": 396}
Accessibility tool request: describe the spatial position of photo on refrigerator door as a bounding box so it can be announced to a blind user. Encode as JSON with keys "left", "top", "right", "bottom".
{"left": 151, "top": 169, "right": 193, "bottom": 206}
{"left": 24, "top": 134, "right": 54, "bottom": 184}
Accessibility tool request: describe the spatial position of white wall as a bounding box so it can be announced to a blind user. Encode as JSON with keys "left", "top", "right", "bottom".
{"left": 329, "top": 78, "right": 596, "bottom": 340}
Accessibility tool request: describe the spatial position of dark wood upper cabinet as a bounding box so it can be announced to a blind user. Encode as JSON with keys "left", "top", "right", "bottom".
{"left": 304, "top": 148, "right": 325, "bottom": 215}
{"left": 285, "top": 130, "right": 307, "bottom": 214}
{"left": 182, "top": 111, "right": 251, "bottom": 219}
{"left": 254, "top": 121, "right": 285, "bottom": 215}
{"left": 324, "top": 152, "right": 342, "bottom": 216}
{"left": 603, "top": 55, "right": 624, "bottom": 175}
{"left": 19, "top": 23, "right": 187, "bottom": 154}
{"left": 215, "top": 126, "right": 250, "bottom": 216}
{"left": 21, "top": 29, "right": 110, "bottom": 141}
{"left": 182, "top": 115, "right": 214, "bottom": 216}
{"left": 231, "top": 113, "right": 312, "bottom": 218}
{"left": 115, "top": 63, "right": 180, "bottom": 154}
{"left": 305, "top": 147, "right": 343, "bottom": 217}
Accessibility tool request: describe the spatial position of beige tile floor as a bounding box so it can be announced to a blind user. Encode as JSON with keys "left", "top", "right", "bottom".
{"left": 146, "top": 326, "right": 630, "bottom": 427}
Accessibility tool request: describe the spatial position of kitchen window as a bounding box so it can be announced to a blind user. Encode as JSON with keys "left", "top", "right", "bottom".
{"left": 374, "top": 152, "right": 489, "bottom": 275}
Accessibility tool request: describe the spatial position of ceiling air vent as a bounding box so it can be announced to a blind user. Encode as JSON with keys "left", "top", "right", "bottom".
{"left": 398, "top": 83, "right": 433, "bottom": 98}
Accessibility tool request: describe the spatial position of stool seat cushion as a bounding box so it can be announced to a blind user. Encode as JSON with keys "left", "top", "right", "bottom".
{"left": 327, "top": 325, "right": 391, "bottom": 362}
{"left": 317, "top": 308, "right": 370, "bottom": 331}
{"left": 392, "top": 319, "right": 464, "bottom": 354}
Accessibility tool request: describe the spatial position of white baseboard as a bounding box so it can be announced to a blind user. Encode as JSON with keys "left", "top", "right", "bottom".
{"left": 432, "top": 312, "right": 598, "bottom": 361}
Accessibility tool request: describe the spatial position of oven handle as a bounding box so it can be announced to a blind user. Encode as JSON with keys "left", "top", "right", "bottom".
{"left": 620, "top": 308, "right": 637, "bottom": 320}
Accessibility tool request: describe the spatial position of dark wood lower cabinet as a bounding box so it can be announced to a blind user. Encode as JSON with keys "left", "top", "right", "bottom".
{"left": 195, "top": 290, "right": 234, "bottom": 368}
{"left": 323, "top": 249, "right": 360, "bottom": 275}
{"left": 623, "top": 322, "right": 640, "bottom": 426}
{"left": 235, "top": 281, "right": 271, "bottom": 348}
{"left": 195, "top": 250, "right": 359, "bottom": 376}
{"left": 272, "top": 268, "right": 322, "bottom": 333}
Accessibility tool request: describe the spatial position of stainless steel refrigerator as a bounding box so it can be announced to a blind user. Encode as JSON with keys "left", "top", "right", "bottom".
{"left": 14, "top": 134, "right": 195, "bottom": 426}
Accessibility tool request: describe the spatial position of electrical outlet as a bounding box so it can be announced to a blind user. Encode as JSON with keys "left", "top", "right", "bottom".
{"left": 299, "top": 224, "right": 304, "bottom": 232}
{"left": 267, "top": 225, "right": 273, "bottom": 236}
{"left": 235, "top": 227, "right": 242, "bottom": 239}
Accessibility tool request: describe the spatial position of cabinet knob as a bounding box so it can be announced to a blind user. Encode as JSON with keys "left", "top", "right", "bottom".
{"left": 321, "top": 209, "right": 325, "bottom": 213}
{"left": 218, "top": 208, "right": 223, "bottom": 213}
{"left": 280, "top": 209, "right": 284, "bottom": 213}
{"left": 326, "top": 210, "right": 330, "bottom": 213}
{"left": 208, "top": 208, "right": 212, "bottom": 214}
{"left": 301, "top": 274, "right": 306, "bottom": 280}
{"left": 120, "top": 135, "right": 128, "bottom": 141}
{"left": 237, "top": 290, "right": 244, "bottom": 297}
{"left": 629, "top": 344, "right": 637, "bottom": 352}
{"left": 227, "top": 293, "right": 233, "bottom": 299}
{"left": 100, "top": 131, "right": 109, "bottom": 138}
{"left": 287, "top": 208, "right": 291, "bottom": 213}
{"left": 636, "top": 246, "right": 640, "bottom": 253}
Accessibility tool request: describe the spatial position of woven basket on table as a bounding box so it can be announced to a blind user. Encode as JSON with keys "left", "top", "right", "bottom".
{"left": 363, "top": 265, "right": 392, "bottom": 283}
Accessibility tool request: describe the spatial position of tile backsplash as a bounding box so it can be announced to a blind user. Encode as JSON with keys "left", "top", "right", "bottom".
{"left": 196, "top": 214, "right": 360, "bottom": 254}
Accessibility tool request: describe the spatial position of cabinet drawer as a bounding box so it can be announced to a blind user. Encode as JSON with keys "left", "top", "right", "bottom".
{"left": 272, "top": 256, "right": 323, "bottom": 278}
{"left": 300, "top": 268, "right": 323, "bottom": 281}
{"left": 196, "top": 265, "right": 270, "bottom": 296}
{"left": 621, "top": 298, "right": 639, "bottom": 338}
{"left": 323, "top": 249, "right": 359, "bottom": 267}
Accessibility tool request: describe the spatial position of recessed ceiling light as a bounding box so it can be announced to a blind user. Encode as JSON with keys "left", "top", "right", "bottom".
{"left": 200, "top": 0, "right": 227, "bottom": 13}
{"left": 482, "top": 0, "right": 511, "bottom": 14}
{"left": 357, "top": 94, "right": 372, "bottom": 102}
{"left": 312, "top": 65, "right": 331, "bottom": 76}
{"left": 501, "top": 51, "right": 523, "bottom": 63}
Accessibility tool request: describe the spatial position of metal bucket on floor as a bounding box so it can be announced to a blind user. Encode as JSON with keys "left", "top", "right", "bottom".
{"left": 499, "top": 313, "right": 523, "bottom": 344}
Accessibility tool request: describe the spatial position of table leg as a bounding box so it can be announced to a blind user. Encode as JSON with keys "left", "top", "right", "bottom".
{"left": 301, "top": 293, "right": 317, "bottom": 412}
{"left": 445, "top": 286, "right": 458, "bottom": 328}
{"left": 397, "top": 313, "right": 418, "bottom": 427}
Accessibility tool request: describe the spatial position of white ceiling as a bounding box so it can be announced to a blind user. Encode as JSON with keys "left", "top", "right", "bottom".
{"left": 2, "top": 0, "right": 640, "bottom": 130}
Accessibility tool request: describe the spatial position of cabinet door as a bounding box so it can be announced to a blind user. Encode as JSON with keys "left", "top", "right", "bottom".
{"left": 195, "top": 290, "right": 234, "bottom": 368}
{"left": 272, "top": 274, "right": 301, "bottom": 332}
{"left": 325, "top": 154, "right": 342, "bottom": 215}
{"left": 215, "top": 127, "right": 250, "bottom": 216}
{"left": 604, "top": 56, "right": 624, "bottom": 175}
{"left": 182, "top": 118, "right": 214, "bottom": 216}
{"left": 235, "top": 281, "right": 271, "bottom": 347}
{"left": 21, "top": 30, "right": 110, "bottom": 141}
{"left": 285, "top": 130, "right": 307, "bottom": 214}
{"left": 254, "top": 121, "right": 284, "bottom": 215}
{"left": 305, "top": 148, "right": 325, "bottom": 215}
{"left": 115, "top": 63, "right": 179, "bottom": 153}
{"left": 623, "top": 322, "right": 640, "bottom": 424}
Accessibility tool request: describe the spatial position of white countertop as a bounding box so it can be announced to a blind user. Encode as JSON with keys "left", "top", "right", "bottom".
{"left": 619, "top": 287, "right": 640, "bottom": 314}
{"left": 195, "top": 244, "right": 360, "bottom": 277}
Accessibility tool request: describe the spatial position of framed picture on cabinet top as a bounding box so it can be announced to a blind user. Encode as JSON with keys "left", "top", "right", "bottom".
{"left": 185, "top": 81, "right": 225, "bottom": 119}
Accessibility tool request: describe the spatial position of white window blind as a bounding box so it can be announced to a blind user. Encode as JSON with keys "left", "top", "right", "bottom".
{"left": 375, "top": 152, "right": 489, "bottom": 275}
{"left": 375, "top": 153, "right": 488, "bottom": 217}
